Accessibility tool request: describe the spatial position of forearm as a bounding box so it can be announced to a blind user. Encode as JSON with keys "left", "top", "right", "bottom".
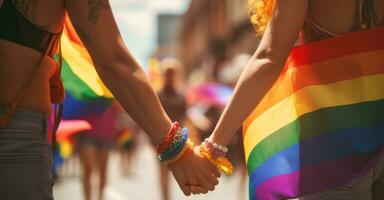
{"left": 209, "top": 57, "right": 282, "bottom": 146}
{"left": 94, "top": 47, "right": 172, "bottom": 145}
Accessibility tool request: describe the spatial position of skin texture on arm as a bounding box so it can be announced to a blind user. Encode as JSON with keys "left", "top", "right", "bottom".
{"left": 65, "top": 0, "right": 171, "bottom": 144}
{"left": 209, "top": 0, "right": 308, "bottom": 146}
{"left": 64, "top": 0, "right": 219, "bottom": 195}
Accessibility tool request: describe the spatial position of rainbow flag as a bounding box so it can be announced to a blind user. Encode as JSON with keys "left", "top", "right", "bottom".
{"left": 116, "top": 129, "right": 134, "bottom": 147}
{"left": 243, "top": 27, "right": 384, "bottom": 200}
{"left": 52, "top": 16, "right": 115, "bottom": 168}
{"left": 61, "top": 16, "right": 114, "bottom": 119}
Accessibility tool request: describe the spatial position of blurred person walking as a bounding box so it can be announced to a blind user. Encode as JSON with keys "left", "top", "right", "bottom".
{"left": 0, "top": 0, "right": 220, "bottom": 198}
{"left": 115, "top": 105, "right": 140, "bottom": 177}
{"left": 157, "top": 58, "right": 188, "bottom": 200}
{"left": 76, "top": 103, "right": 119, "bottom": 200}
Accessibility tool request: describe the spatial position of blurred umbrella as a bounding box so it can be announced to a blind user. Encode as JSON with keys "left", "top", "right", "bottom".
{"left": 56, "top": 120, "right": 92, "bottom": 142}
{"left": 186, "top": 83, "right": 233, "bottom": 107}
{"left": 52, "top": 119, "right": 91, "bottom": 172}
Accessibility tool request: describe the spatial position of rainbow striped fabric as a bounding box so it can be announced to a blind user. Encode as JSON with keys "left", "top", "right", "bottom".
{"left": 243, "top": 27, "right": 384, "bottom": 200}
{"left": 60, "top": 17, "right": 114, "bottom": 119}
{"left": 52, "top": 17, "right": 114, "bottom": 168}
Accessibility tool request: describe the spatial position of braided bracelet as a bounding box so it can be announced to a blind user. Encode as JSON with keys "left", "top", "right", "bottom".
{"left": 156, "top": 122, "right": 180, "bottom": 154}
{"left": 159, "top": 128, "right": 188, "bottom": 162}
{"left": 167, "top": 139, "right": 194, "bottom": 164}
{"left": 203, "top": 138, "right": 228, "bottom": 157}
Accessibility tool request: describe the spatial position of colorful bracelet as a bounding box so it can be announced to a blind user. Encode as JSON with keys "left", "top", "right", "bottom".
{"left": 203, "top": 138, "right": 228, "bottom": 157}
{"left": 156, "top": 122, "right": 180, "bottom": 154}
{"left": 167, "top": 139, "right": 194, "bottom": 164}
{"left": 159, "top": 128, "right": 188, "bottom": 162}
{"left": 199, "top": 145, "right": 234, "bottom": 176}
{"left": 173, "top": 142, "right": 194, "bottom": 165}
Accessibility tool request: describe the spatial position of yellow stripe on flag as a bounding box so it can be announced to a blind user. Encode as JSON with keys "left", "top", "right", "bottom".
{"left": 244, "top": 74, "right": 384, "bottom": 160}
{"left": 61, "top": 30, "right": 113, "bottom": 98}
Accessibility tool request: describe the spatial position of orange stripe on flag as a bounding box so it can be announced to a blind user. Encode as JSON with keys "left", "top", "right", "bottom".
{"left": 243, "top": 49, "right": 384, "bottom": 132}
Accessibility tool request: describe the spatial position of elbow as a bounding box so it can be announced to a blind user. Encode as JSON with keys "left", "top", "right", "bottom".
{"left": 254, "top": 49, "right": 286, "bottom": 69}
{"left": 93, "top": 46, "right": 140, "bottom": 81}
{"left": 241, "top": 54, "right": 284, "bottom": 85}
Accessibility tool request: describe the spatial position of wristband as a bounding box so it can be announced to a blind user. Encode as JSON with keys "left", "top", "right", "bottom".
{"left": 167, "top": 139, "right": 193, "bottom": 164}
{"left": 204, "top": 138, "right": 228, "bottom": 154}
{"left": 159, "top": 128, "right": 188, "bottom": 162}
{"left": 156, "top": 122, "right": 180, "bottom": 154}
{"left": 199, "top": 145, "right": 234, "bottom": 175}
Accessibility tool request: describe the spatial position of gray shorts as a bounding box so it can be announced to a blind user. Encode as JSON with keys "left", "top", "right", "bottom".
{"left": 0, "top": 107, "right": 54, "bottom": 200}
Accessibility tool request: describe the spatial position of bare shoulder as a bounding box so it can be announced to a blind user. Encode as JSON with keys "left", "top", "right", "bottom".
{"left": 11, "top": 0, "right": 66, "bottom": 32}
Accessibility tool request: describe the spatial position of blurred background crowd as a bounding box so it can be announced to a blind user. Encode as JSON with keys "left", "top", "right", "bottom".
{"left": 54, "top": 0, "right": 262, "bottom": 199}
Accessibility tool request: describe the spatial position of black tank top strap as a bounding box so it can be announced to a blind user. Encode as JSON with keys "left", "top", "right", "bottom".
{"left": 351, "top": 0, "right": 377, "bottom": 31}
{"left": 301, "top": 0, "right": 378, "bottom": 44}
{"left": 0, "top": 0, "right": 61, "bottom": 57}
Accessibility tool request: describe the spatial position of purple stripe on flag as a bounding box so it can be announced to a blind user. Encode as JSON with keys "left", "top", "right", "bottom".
{"left": 252, "top": 150, "right": 383, "bottom": 200}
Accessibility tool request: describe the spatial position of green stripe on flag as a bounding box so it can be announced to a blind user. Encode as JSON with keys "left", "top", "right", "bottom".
{"left": 246, "top": 99, "right": 384, "bottom": 174}
{"left": 61, "top": 58, "right": 102, "bottom": 101}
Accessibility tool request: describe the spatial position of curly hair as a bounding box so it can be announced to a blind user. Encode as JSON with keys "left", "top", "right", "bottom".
{"left": 247, "top": 0, "right": 276, "bottom": 34}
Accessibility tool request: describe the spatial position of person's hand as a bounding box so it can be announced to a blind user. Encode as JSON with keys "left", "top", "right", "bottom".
{"left": 168, "top": 147, "right": 221, "bottom": 196}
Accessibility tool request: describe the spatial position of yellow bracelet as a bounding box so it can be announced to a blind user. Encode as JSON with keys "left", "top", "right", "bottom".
{"left": 167, "top": 139, "right": 193, "bottom": 164}
{"left": 199, "top": 145, "right": 234, "bottom": 175}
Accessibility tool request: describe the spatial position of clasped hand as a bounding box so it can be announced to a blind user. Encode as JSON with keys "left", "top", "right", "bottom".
{"left": 168, "top": 146, "right": 221, "bottom": 196}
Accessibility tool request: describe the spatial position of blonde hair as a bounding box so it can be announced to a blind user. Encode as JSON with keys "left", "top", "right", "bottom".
{"left": 247, "top": 0, "right": 276, "bottom": 34}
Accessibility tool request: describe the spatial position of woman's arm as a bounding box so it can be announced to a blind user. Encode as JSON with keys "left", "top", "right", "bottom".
{"left": 65, "top": 0, "right": 219, "bottom": 195}
{"left": 209, "top": 0, "right": 308, "bottom": 146}
{"left": 65, "top": 0, "right": 171, "bottom": 144}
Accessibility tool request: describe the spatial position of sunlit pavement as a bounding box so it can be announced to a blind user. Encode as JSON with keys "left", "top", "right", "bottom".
{"left": 53, "top": 144, "right": 248, "bottom": 200}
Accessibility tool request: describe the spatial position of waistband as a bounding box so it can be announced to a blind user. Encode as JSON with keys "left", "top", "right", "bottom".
{"left": 0, "top": 106, "right": 47, "bottom": 125}
{"left": 0, "top": 106, "right": 51, "bottom": 154}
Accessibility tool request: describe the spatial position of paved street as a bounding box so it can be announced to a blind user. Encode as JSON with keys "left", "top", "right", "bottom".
{"left": 53, "top": 144, "right": 248, "bottom": 200}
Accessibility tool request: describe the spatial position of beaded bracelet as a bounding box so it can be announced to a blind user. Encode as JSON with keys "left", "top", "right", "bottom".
{"left": 167, "top": 139, "right": 194, "bottom": 164}
{"left": 156, "top": 122, "right": 180, "bottom": 154}
{"left": 159, "top": 128, "right": 188, "bottom": 162}
{"left": 203, "top": 138, "right": 228, "bottom": 157}
{"left": 199, "top": 145, "right": 234, "bottom": 175}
